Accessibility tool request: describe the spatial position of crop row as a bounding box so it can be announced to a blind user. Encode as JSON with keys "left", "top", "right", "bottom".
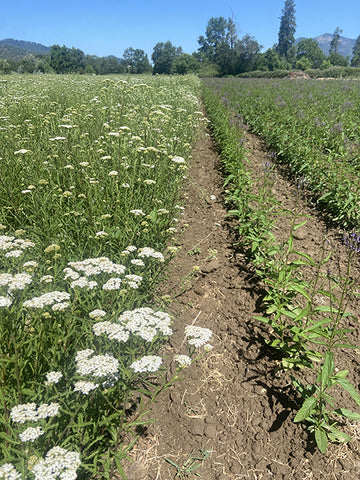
{"left": 0, "top": 74, "right": 211, "bottom": 479}
{"left": 203, "top": 77, "right": 360, "bottom": 228}
{"left": 202, "top": 83, "right": 360, "bottom": 453}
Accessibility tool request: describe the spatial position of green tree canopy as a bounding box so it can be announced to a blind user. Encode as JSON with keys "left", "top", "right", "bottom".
{"left": 296, "top": 38, "right": 325, "bottom": 68}
{"left": 198, "top": 16, "right": 229, "bottom": 63}
{"left": 198, "top": 17, "right": 261, "bottom": 75}
{"left": 237, "top": 34, "right": 262, "bottom": 72}
{"left": 152, "top": 41, "right": 182, "bottom": 74}
{"left": 173, "top": 53, "right": 199, "bottom": 74}
{"left": 328, "top": 51, "right": 349, "bottom": 67}
{"left": 122, "top": 48, "right": 151, "bottom": 74}
{"left": 50, "top": 45, "right": 86, "bottom": 73}
{"left": 255, "top": 48, "right": 285, "bottom": 71}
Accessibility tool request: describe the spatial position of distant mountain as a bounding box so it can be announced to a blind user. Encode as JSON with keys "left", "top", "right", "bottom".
{"left": 295, "top": 33, "right": 356, "bottom": 58}
{"left": 0, "top": 39, "right": 50, "bottom": 60}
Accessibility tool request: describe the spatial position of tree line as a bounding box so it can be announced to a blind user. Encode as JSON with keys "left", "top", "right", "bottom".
{"left": 1, "top": 0, "right": 360, "bottom": 76}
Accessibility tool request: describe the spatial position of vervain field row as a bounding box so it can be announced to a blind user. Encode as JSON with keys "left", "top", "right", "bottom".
{"left": 204, "top": 77, "right": 360, "bottom": 228}
{"left": 202, "top": 81, "right": 360, "bottom": 454}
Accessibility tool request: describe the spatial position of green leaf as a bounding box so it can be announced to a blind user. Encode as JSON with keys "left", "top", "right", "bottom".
{"left": 304, "top": 318, "right": 332, "bottom": 333}
{"left": 333, "top": 369, "right": 348, "bottom": 379}
{"left": 315, "top": 428, "right": 328, "bottom": 453}
{"left": 312, "top": 305, "right": 334, "bottom": 313}
{"left": 333, "top": 343, "right": 358, "bottom": 350}
{"left": 287, "top": 284, "right": 310, "bottom": 300}
{"left": 325, "top": 424, "right": 351, "bottom": 443}
{"left": 336, "top": 378, "right": 360, "bottom": 407}
{"left": 294, "top": 396, "right": 317, "bottom": 422}
{"left": 254, "top": 315, "right": 271, "bottom": 325}
{"left": 265, "top": 304, "right": 278, "bottom": 314}
{"left": 334, "top": 408, "right": 360, "bottom": 421}
{"left": 292, "top": 250, "right": 316, "bottom": 265}
{"left": 114, "top": 457, "right": 128, "bottom": 480}
{"left": 293, "top": 220, "right": 307, "bottom": 231}
{"left": 320, "top": 352, "right": 334, "bottom": 389}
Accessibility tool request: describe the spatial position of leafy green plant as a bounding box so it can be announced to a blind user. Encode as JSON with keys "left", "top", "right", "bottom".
{"left": 292, "top": 230, "right": 360, "bottom": 451}
{"left": 293, "top": 352, "right": 360, "bottom": 453}
{"left": 165, "top": 449, "right": 211, "bottom": 479}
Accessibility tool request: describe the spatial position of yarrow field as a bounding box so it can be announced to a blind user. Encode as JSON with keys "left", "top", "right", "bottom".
{"left": 0, "top": 74, "right": 212, "bottom": 479}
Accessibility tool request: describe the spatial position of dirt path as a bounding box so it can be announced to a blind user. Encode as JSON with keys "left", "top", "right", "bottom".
{"left": 124, "top": 123, "right": 360, "bottom": 479}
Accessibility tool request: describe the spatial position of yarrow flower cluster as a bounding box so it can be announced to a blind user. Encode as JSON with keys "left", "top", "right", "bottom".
{"left": 66, "top": 257, "right": 126, "bottom": 277}
{"left": 93, "top": 321, "right": 129, "bottom": 342}
{"left": 130, "top": 355, "right": 163, "bottom": 373}
{"left": 23, "top": 291, "right": 70, "bottom": 309}
{"left": 0, "top": 295, "right": 12, "bottom": 307}
{"left": 19, "top": 426, "right": 44, "bottom": 442}
{"left": 119, "top": 307, "right": 173, "bottom": 341}
{"left": 0, "top": 272, "right": 33, "bottom": 293}
{"left": 130, "top": 209, "right": 145, "bottom": 216}
{"left": 0, "top": 463, "right": 22, "bottom": 479}
{"left": 0, "top": 235, "right": 35, "bottom": 253}
{"left": 137, "top": 247, "right": 164, "bottom": 262}
{"left": 75, "top": 349, "right": 119, "bottom": 377}
{"left": 184, "top": 325, "right": 213, "bottom": 348}
{"left": 89, "top": 309, "right": 107, "bottom": 319}
{"left": 171, "top": 156, "right": 186, "bottom": 164}
{"left": 174, "top": 354, "right": 192, "bottom": 369}
{"left": 73, "top": 380, "right": 99, "bottom": 395}
{"left": 102, "top": 277, "right": 122, "bottom": 291}
{"left": 10, "top": 402, "right": 60, "bottom": 424}
{"left": 70, "top": 277, "right": 98, "bottom": 290}
{"left": 93, "top": 307, "right": 173, "bottom": 344}
{"left": 45, "top": 371, "right": 63, "bottom": 386}
{"left": 31, "top": 446, "right": 81, "bottom": 480}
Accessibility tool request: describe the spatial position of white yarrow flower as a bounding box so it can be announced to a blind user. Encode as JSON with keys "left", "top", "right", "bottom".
{"left": 19, "top": 426, "right": 44, "bottom": 442}
{"left": 31, "top": 446, "right": 81, "bottom": 480}
{"left": 184, "top": 325, "right": 213, "bottom": 348}
{"left": 130, "top": 355, "right": 163, "bottom": 373}
{"left": 45, "top": 371, "right": 63, "bottom": 385}
{"left": 130, "top": 209, "right": 145, "bottom": 216}
{"left": 0, "top": 463, "right": 22, "bottom": 479}
{"left": 171, "top": 156, "right": 186, "bottom": 164}
{"left": 76, "top": 351, "right": 119, "bottom": 377}
{"left": 89, "top": 309, "right": 107, "bottom": 319}
{"left": 74, "top": 380, "right": 99, "bottom": 395}
{"left": 5, "top": 249, "right": 23, "bottom": 258}
{"left": 174, "top": 354, "right": 192, "bottom": 368}
{"left": 102, "top": 278, "right": 122, "bottom": 290}
{"left": 52, "top": 301, "right": 70, "bottom": 311}
{"left": 0, "top": 296, "right": 12, "bottom": 308}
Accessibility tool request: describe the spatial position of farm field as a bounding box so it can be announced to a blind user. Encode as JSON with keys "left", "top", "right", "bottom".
{"left": 1, "top": 74, "right": 360, "bottom": 480}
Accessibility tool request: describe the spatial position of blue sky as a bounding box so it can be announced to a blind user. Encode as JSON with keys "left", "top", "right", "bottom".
{"left": 2, "top": 0, "right": 359, "bottom": 59}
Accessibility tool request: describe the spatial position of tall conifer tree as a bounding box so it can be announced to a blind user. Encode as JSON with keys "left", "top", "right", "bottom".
{"left": 277, "top": 0, "right": 296, "bottom": 58}
{"left": 351, "top": 34, "right": 360, "bottom": 66}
